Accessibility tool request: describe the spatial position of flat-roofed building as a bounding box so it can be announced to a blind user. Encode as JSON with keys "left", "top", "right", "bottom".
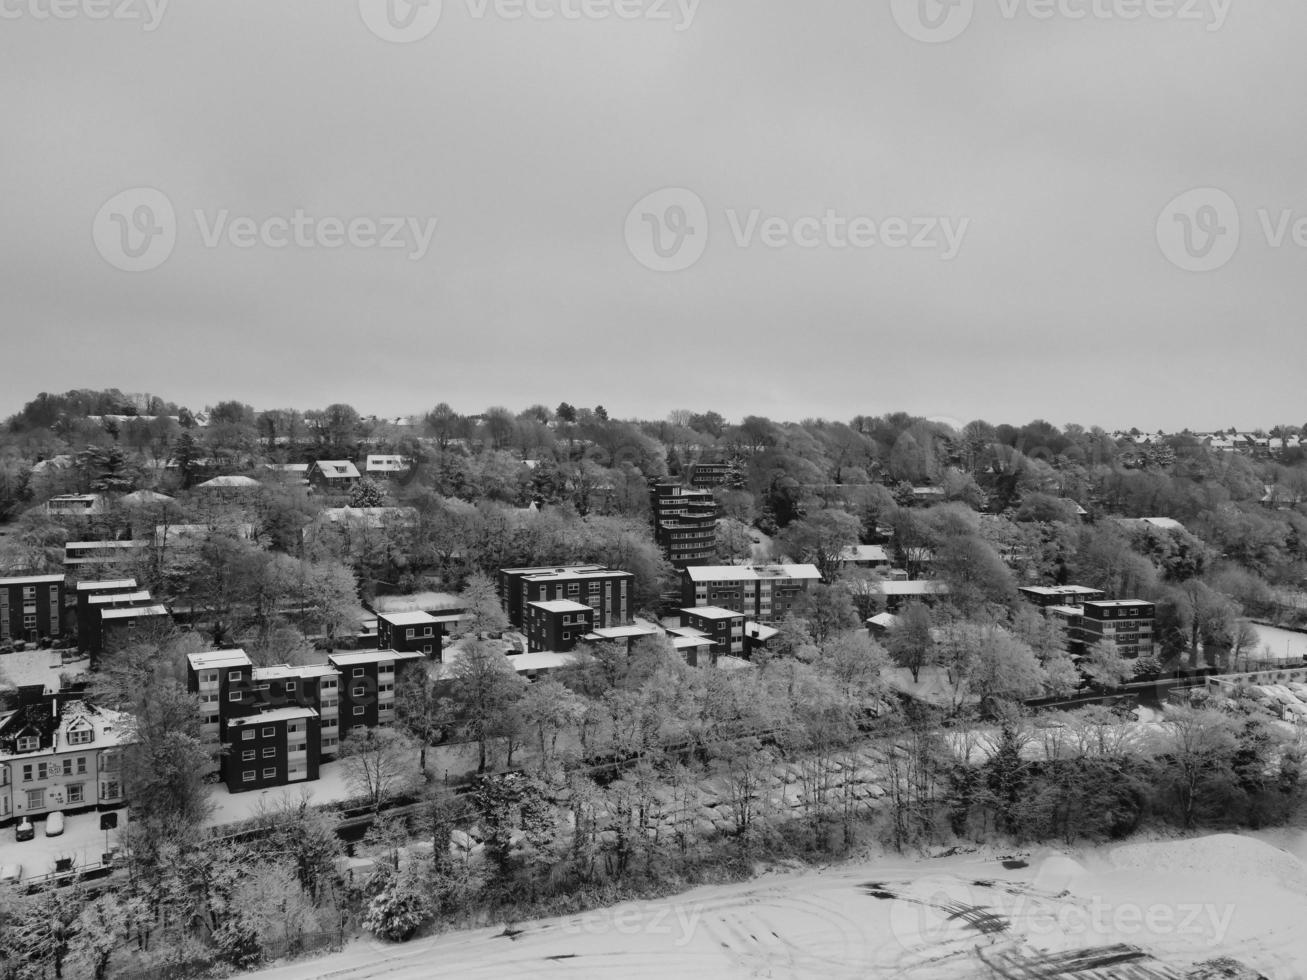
{"left": 98, "top": 605, "right": 170, "bottom": 661}
{"left": 680, "top": 564, "right": 822, "bottom": 622}
{"left": 64, "top": 540, "right": 148, "bottom": 572}
{"left": 650, "top": 482, "right": 718, "bottom": 569}
{"left": 499, "top": 566, "right": 633, "bottom": 631}
{"left": 327, "top": 649, "right": 426, "bottom": 734}
{"left": 1018, "top": 585, "right": 1105, "bottom": 609}
{"left": 1078, "top": 599, "right": 1156, "bottom": 659}
{"left": 0, "top": 573, "right": 65, "bottom": 646}
{"left": 377, "top": 611, "right": 443, "bottom": 658}
{"left": 497, "top": 565, "right": 606, "bottom": 627}
{"left": 225, "top": 707, "right": 321, "bottom": 793}
{"left": 526, "top": 600, "right": 594, "bottom": 653}
{"left": 680, "top": 606, "right": 746, "bottom": 660}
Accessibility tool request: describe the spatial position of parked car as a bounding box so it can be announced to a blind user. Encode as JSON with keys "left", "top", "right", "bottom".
{"left": 44, "top": 811, "right": 64, "bottom": 837}
{"left": 14, "top": 819, "right": 33, "bottom": 842}
{"left": 0, "top": 864, "right": 20, "bottom": 885}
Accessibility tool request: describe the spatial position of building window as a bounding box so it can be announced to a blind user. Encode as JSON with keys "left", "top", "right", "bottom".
{"left": 353, "top": 706, "right": 365, "bottom": 716}
{"left": 241, "top": 730, "right": 254, "bottom": 741}
{"left": 26, "top": 789, "right": 44, "bottom": 810}
{"left": 16, "top": 736, "right": 38, "bottom": 753}
{"left": 242, "top": 771, "right": 255, "bottom": 783}
{"left": 67, "top": 727, "right": 93, "bottom": 746}
{"left": 242, "top": 750, "right": 255, "bottom": 761}
{"left": 353, "top": 668, "right": 364, "bottom": 678}
{"left": 263, "top": 747, "right": 276, "bottom": 759}
{"left": 228, "top": 671, "right": 241, "bottom": 682}
{"left": 67, "top": 784, "right": 84, "bottom": 805}
{"left": 262, "top": 727, "right": 274, "bottom": 738}
{"left": 262, "top": 768, "right": 277, "bottom": 779}
{"left": 102, "top": 781, "right": 120, "bottom": 799}
{"left": 352, "top": 686, "right": 365, "bottom": 697}
{"left": 228, "top": 692, "right": 241, "bottom": 702}
{"left": 21, "top": 765, "right": 32, "bottom": 782}
{"left": 285, "top": 681, "right": 296, "bottom": 692}
{"left": 406, "top": 628, "right": 415, "bottom": 639}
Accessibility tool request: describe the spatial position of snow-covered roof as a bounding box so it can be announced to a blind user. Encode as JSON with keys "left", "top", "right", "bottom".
{"left": 682, "top": 606, "right": 744, "bottom": 621}
{"left": 529, "top": 600, "right": 594, "bottom": 615}
{"left": 188, "top": 649, "right": 253, "bottom": 671}
{"left": 878, "top": 581, "right": 950, "bottom": 596}
{"left": 0, "top": 574, "right": 64, "bottom": 587}
{"left": 227, "top": 707, "right": 319, "bottom": 727}
{"left": 377, "top": 610, "right": 440, "bottom": 627}
{"left": 327, "top": 649, "right": 426, "bottom": 667}
{"left": 196, "top": 475, "right": 260, "bottom": 489}
{"left": 312, "top": 460, "right": 361, "bottom": 480}
{"left": 684, "top": 564, "right": 822, "bottom": 583}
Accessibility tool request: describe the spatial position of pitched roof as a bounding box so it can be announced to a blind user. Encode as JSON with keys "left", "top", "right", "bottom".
{"left": 313, "top": 460, "right": 361, "bottom": 479}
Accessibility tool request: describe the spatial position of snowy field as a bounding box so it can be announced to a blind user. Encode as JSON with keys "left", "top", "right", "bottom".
{"left": 1252, "top": 623, "right": 1307, "bottom": 664}
{"left": 245, "top": 832, "right": 1307, "bottom": 980}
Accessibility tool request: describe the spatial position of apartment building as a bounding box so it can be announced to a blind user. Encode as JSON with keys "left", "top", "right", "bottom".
{"left": 679, "top": 606, "right": 746, "bottom": 660}
{"left": 1076, "top": 600, "right": 1156, "bottom": 659}
{"left": 188, "top": 650, "right": 343, "bottom": 791}
{"left": 686, "top": 461, "right": 732, "bottom": 491}
{"left": 498, "top": 566, "right": 633, "bottom": 631}
{"left": 64, "top": 540, "right": 148, "bottom": 572}
{"left": 498, "top": 565, "right": 604, "bottom": 627}
{"left": 225, "top": 708, "right": 321, "bottom": 793}
{"left": 327, "top": 649, "right": 426, "bottom": 733}
{"left": 680, "top": 565, "right": 822, "bottom": 622}
{"left": 45, "top": 494, "right": 106, "bottom": 519}
{"left": 525, "top": 600, "right": 595, "bottom": 653}
{"left": 0, "top": 686, "right": 129, "bottom": 824}
{"left": 650, "top": 482, "right": 718, "bottom": 569}
{"left": 1018, "top": 585, "right": 1106, "bottom": 609}
{"left": 377, "top": 611, "right": 443, "bottom": 659}
{"left": 0, "top": 573, "right": 65, "bottom": 645}
{"left": 98, "top": 604, "right": 171, "bottom": 663}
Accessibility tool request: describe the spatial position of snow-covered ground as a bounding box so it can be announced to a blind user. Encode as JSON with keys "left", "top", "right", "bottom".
{"left": 0, "top": 808, "right": 124, "bottom": 882}
{"left": 0, "top": 647, "right": 77, "bottom": 691}
{"left": 244, "top": 833, "right": 1307, "bottom": 979}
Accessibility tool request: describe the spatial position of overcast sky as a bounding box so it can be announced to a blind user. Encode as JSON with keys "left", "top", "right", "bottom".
{"left": 0, "top": 0, "right": 1301, "bottom": 431}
